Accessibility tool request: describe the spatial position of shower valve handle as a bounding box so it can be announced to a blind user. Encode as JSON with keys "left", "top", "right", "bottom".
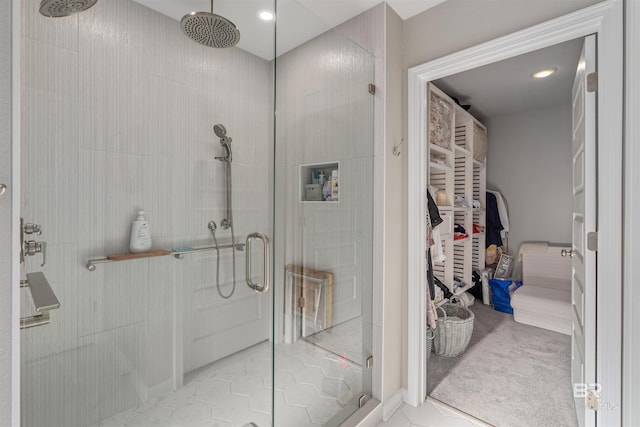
{"left": 23, "top": 222, "right": 42, "bottom": 235}
{"left": 23, "top": 240, "right": 46, "bottom": 267}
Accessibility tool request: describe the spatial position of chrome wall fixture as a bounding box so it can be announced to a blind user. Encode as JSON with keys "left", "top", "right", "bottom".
{"left": 245, "top": 232, "right": 270, "bottom": 293}
{"left": 211, "top": 123, "right": 239, "bottom": 298}
{"left": 20, "top": 219, "right": 60, "bottom": 329}
{"left": 20, "top": 272, "right": 60, "bottom": 329}
{"left": 21, "top": 218, "right": 46, "bottom": 267}
{"left": 214, "top": 124, "right": 233, "bottom": 230}
{"left": 86, "top": 242, "right": 245, "bottom": 271}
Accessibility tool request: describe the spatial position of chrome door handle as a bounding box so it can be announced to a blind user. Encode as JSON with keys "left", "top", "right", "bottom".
{"left": 561, "top": 248, "right": 574, "bottom": 258}
{"left": 245, "top": 232, "right": 270, "bottom": 293}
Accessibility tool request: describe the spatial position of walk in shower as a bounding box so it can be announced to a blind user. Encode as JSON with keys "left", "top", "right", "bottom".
{"left": 19, "top": 0, "right": 375, "bottom": 426}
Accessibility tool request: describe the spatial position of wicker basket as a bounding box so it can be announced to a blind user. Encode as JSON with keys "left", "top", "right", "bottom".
{"left": 433, "top": 303, "right": 474, "bottom": 357}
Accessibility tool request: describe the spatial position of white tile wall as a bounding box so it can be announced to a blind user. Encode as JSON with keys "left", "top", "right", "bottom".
{"left": 21, "top": 0, "right": 272, "bottom": 425}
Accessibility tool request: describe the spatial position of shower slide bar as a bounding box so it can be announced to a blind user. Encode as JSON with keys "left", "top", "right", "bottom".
{"left": 86, "top": 242, "right": 245, "bottom": 271}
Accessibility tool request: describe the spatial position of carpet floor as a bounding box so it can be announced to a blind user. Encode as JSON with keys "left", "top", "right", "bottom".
{"left": 428, "top": 302, "right": 578, "bottom": 427}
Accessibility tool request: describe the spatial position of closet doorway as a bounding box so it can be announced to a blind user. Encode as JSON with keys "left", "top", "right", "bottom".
{"left": 407, "top": 2, "right": 623, "bottom": 427}
{"left": 423, "top": 37, "right": 584, "bottom": 426}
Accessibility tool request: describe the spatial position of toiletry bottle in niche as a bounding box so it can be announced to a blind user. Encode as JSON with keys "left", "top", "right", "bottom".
{"left": 323, "top": 176, "right": 332, "bottom": 201}
{"left": 331, "top": 169, "right": 339, "bottom": 201}
{"left": 130, "top": 210, "right": 152, "bottom": 253}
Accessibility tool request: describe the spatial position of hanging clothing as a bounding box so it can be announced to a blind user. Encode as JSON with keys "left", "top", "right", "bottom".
{"left": 487, "top": 189, "right": 510, "bottom": 238}
{"left": 426, "top": 189, "right": 445, "bottom": 300}
{"left": 426, "top": 278, "right": 437, "bottom": 330}
{"left": 427, "top": 188, "right": 445, "bottom": 262}
{"left": 486, "top": 191, "right": 504, "bottom": 248}
{"left": 427, "top": 250, "right": 435, "bottom": 301}
{"left": 427, "top": 190, "right": 443, "bottom": 227}
{"left": 431, "top": 226, "right": 445, "bottom": 263}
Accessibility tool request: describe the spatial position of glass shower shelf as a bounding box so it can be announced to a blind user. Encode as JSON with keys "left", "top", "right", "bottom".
{"left": 86, "top": 242, "right": 245, "bottom": 271}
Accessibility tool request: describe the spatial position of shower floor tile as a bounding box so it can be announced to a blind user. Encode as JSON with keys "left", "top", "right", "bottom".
{"left": 90, "top": 339, "right": 362, "bottom": 427}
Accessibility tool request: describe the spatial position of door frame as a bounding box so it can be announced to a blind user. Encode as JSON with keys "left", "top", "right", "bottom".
{"left": 406, "top": 1, "right": 623, "bottom": 425}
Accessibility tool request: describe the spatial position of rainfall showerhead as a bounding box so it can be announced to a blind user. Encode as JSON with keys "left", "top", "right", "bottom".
{"left": 181, "top": 0, "right": 240, "bottom": 48}
{"left": 39, "top": 0, "right": 97, "bottom": 17}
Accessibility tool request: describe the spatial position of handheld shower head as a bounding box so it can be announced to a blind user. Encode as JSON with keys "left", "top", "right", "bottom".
{"left": 208, "top": 220, "right": 217, "bottom": 232}
{"left": 213, "top": 124, "right": 227, "bottom": 139}
{"left": 213, "top": 123, "right": 232, "bottom": 162}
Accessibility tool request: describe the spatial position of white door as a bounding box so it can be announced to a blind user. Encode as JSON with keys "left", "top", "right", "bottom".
{"left": 571, "top": 34, "right": 597, "bottom": 427}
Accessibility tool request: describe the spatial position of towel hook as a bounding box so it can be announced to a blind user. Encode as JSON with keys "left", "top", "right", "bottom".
{"left": 392, "top": 138, "right": 405, "bottom": 156}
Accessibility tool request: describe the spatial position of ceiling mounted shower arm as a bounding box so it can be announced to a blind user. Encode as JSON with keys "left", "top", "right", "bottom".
{"left": 180, "top": 0, "right": 240, "bottom": 48}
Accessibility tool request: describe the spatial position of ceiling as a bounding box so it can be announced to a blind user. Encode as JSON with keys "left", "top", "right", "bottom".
{"left": 132, "top": 0, "right": 446, "bottom": 60}
{"left": 433, "top": 37, "right": 584, "bottom": 122}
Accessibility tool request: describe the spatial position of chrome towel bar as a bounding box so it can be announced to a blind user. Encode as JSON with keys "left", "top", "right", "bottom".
{"left": 86, "top": 242, "right": 245, "bottom": 271}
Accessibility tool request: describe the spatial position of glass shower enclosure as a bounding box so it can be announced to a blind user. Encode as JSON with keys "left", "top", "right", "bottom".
{"left": 18, "top": 0, "right": 375, "bottom": 425}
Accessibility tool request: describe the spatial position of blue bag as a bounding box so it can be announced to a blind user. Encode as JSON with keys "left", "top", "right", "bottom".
{"left": 488, "top": 278, "right": 522, "bottom": 314}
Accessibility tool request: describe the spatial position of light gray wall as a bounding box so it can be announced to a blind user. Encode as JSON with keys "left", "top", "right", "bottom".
{"left": 0, "top": 0, "right": 14, "bottom": 424}
{"left": 383, "top": 4, "right": 405, "bottom": 404}
{"left": 403, "top": 0, "right": 602, "bottom": 69}
{"left": 486, "top": 104, "right": 573, "bottom": 261}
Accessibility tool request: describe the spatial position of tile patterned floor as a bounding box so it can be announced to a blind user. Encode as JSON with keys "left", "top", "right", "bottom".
{"left": 91, "top": 340, "right": 362, "bottom": 427}
{"left": 377, "top": 399, "right": 492, "bottom": 427}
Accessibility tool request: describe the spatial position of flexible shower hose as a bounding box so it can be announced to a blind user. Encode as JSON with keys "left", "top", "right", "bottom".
{"left": 211, "top": 226, "right": 236, "bottom": 299}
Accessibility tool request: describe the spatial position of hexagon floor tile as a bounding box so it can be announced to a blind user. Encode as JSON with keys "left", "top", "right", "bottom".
{"left": 90, "top": 339, "right": 362, "bottom": 427}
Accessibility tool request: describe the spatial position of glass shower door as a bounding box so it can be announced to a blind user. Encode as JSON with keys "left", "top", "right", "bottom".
{"left": 273, "top": 12, "right": 376, "bottom": 426}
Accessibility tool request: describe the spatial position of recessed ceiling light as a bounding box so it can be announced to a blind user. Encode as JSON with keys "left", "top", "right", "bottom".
{"left": 532, "top": 67, "right": 558, "bottom": 79}
{"left": 258, "top": 10, "right": 275, "bottom": 21}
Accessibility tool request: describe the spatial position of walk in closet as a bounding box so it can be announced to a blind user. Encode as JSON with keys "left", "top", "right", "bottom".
{"left": 427, "top": 83, "right": 487, "bottom": 297}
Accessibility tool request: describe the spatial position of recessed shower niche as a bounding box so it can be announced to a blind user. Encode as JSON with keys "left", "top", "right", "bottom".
{"left": 299, "top": 161, "right": 340, "bottom": 203}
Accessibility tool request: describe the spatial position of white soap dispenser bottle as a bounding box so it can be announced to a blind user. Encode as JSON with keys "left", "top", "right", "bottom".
{"left": 129, "top": 210, "right": 152, "bottom": 253}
